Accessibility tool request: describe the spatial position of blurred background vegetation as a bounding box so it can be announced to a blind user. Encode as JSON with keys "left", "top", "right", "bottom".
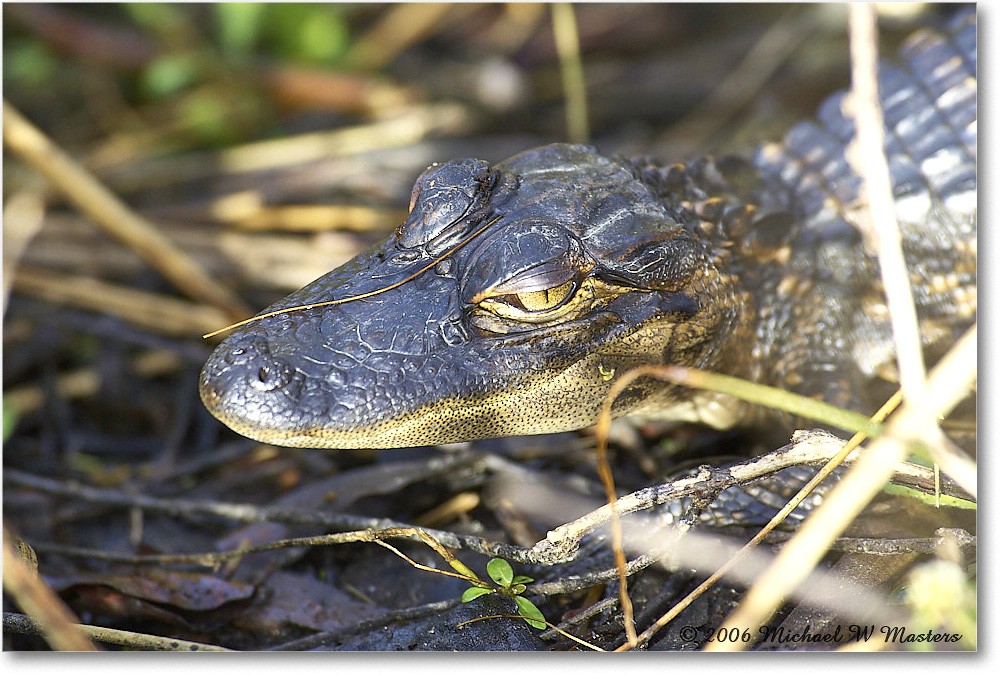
{"left": 3, "top": 4, "right": 966, "bottom": 651}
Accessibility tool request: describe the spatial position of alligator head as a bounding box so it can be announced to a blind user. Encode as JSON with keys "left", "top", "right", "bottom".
{"left": 199, "top": 144, "right": 744, "bottom": 448}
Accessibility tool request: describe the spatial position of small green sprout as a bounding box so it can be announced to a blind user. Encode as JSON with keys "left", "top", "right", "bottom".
{"left": 460, "top": 557, "right": 545, "bottom": 629}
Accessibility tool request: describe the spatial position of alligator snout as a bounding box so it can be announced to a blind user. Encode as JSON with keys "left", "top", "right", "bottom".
{"left": 199, "top": 333, "right": 303, "bottom": 441}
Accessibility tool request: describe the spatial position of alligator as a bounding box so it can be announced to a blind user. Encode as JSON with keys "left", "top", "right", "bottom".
{"left": 200, "top": 11, "right": 976, "bottom": 460}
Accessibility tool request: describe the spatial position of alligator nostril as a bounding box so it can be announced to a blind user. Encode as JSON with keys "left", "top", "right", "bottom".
{"left": 250, "top": 362, "right": 289, "bottom": 392}
{"left": 223, "top": 345, "right": 250, "bottom": 366}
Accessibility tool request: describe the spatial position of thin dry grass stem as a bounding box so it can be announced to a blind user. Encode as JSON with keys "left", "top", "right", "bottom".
{"left": 705, "top": 323, "right": 976, "bottom": 651}
{"left": 660, "top": 6, "right": 817, "bottom": 151}
{"left": 218, "top": 103, "right": 468, "bottom": 174}
{"left": 590, "top": 358, "right": 893, "bottom": 648}
{"left": 698, "top": 9, "right": 976, "bottom": 650}
{"left": 203, "top": 215, "right": 502, "bottom": 338}
{"left": 2, "top": 528, "right": 99, "bottom": 651}
{"left": 13, "top": 266, "right": 231, "bottom": 338}
{"left": 2, "top": 190, "right": 46, "bottom": 312}
{"left": 13, "top": 521, "right": 511, "bottom": 571}
{"left": 592, "top": 367, "right": 670, "bottom": 647}
{"left": 217, "top": 203, "right": 407, "bottom": 233}
{"left": 412, "top": 492, "right": 481, "bottom": 527}
{"left": 1, "top": 100, "right": 250, "bottom": 321}
{"left": 618, "top": 390, "right": 903, "bottom": 651}
{"left": 551, "top": 3, "right": 589, "bottom": 145}
{"left": 896, "top": 325, "right": 977, "bottom": 497}
{"left": 844, "top": 2, "right": 976, "bottom": 499}
{"left": 2, "top": 613, "right": 233, "bottom": 651}
{"left": 345, "top": 3, "right": 456, "bottom": 72}
{"left": 371, "top": 539, "right": 479, "bottom": 585}
{"left": 3, "top": 349, "right": 182, "bottom": 417}
{"left": 847, "top": 5, "right": 927, "bottom": 402}
{"left": 539, "top": 595, "right": 618, "bottom": 641}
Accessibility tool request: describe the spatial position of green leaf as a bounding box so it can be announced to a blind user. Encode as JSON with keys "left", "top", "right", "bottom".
{"left": 298, "top": 10, "right": 349, "bottom": 64}
{"left": 487, "top": 558, "right": 514, "bottom": 588}
{"left": 262, "top": 4, "right": 349, "bottom": 66}
{"left": 447, "top": 558, "right": 482, "bottom": 583}
{"left": 124, "top": 3, "right": 185, "bottom": 34}
{"left": 510, "top": 583, "right": 527, "bottom": 595}
{"left": 511, "top": 575, "right": 534, "bottom": 585}
{"left": 141, "top": 54, "right": 197, "bottom": 99}
{"left": 514, "top": 596, "right": 546, "bottom": 629}
{"left": 179, "top": 92, "right": 233, "bottom": 142}
{"left": 4, "top": 40, "right": 58, "bottom": 88}
{"left": 461, "top": 586, "right": 493, "bottom": 603}
{"left": 215, "top": 3, "right": 267, "bottom": 58}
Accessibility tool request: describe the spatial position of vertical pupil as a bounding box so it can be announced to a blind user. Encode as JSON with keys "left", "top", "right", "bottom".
{"left": 514, "top": 281, "right": 572, "bottom": 312}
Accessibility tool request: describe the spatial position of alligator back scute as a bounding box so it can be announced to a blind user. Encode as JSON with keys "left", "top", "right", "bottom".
{"left": 751, "top": 10, "right": 976, "bottom": 386}
{"left": 756, "top": 10, "right": 975, "bottom": 235}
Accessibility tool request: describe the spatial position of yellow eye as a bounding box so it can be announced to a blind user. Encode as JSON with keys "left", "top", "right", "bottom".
{"left": 479, "top": 279, "right": 585, "bottom": 324}
{"left": 507, "top": 280, "right": 574, "bottom": 312}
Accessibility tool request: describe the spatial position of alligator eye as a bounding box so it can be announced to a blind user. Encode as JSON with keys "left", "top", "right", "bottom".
{"left": 480, "top": 279, "right": 588, "bottom": 323}
{"left": 501, "top": 280, "right": 574, "bottom": 312}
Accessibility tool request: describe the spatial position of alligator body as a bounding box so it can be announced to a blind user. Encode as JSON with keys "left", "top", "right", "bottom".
{"left": 200, "top": 11, "right": 976, "bottom": 451}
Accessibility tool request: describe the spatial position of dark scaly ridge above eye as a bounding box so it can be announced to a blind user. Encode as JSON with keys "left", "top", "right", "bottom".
{"left": 397, "top": 158, "right": 497, "bottom": 253}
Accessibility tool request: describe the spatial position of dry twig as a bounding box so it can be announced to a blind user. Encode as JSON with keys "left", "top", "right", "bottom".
{"left": 12, "top": 266, "right": 231, "bottom": 338}
{"left": 846, "top": 4, "right": 927, "bottom": 402}
{"left": 2, "top": 100, "right": 250, "bottom": 321}
{"left": 3, "top": 612, "right": 232, "bottom": 651}
{"left": 2, "top": 528, "right": 98, "bottom": 651}
{"left": 705, "top": 324, "right": 976, "bottom": 651}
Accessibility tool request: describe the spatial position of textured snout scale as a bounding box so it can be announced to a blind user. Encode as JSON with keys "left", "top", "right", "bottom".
{"left": 200, "top": 11, "right": 976, "bottom": 451}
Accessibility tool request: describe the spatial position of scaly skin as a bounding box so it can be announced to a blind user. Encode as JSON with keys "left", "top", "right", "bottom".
{"left": 200, "top": 11, "right": 976, "bottom": 451}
